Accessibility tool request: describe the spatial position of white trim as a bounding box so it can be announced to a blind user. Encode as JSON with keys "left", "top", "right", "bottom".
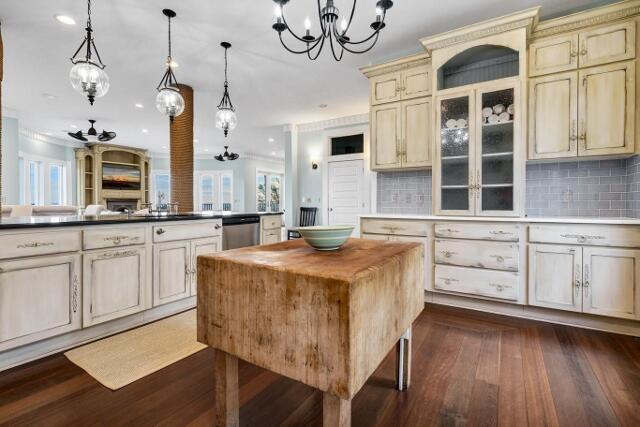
{"left": 256, "top": 168, "right": 285, "bottom": 213}
{"left": 18, "top": 151, "right": 72, "bottom": 206}
{"left": 193, "top": 170, "right": 234, "bottom": 211}
{"left": 296, "top": 113, "right": 369, "bottom": 133}
{"left": 19, "top": 128, "right": 83, "bottom": 149}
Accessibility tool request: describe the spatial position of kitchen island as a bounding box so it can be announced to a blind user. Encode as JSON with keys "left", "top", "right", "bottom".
{"left": 0, "top": 212, "right": 283, "bottom": 371}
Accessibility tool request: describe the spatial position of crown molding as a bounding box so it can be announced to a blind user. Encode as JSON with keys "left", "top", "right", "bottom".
{"left": 282, "top": 124, "right": 297, "bottom": 133}
{"left": 149, "top": 152, "right": 285, "bottom": 163}
{"left": 296, "top": 113, "right": 369, "bottom": 133}
{"left": 19, "top": 128, "right": 83, "bottom": 149}
{"left": 532, "top": 0, "right": 640, "bottom": 39}
{"left": 420, "top": 7, "right": 540, "bottom": 53}
{"left": 243, "top": 152, "right": 285, "bottom": 163}
{"left": 360, "top": 52, "right": 431, "bottom": 77}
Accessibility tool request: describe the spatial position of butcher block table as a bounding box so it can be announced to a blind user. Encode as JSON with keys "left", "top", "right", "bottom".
{"left": 197, "top": 238, "right": 424, "bottom": 427}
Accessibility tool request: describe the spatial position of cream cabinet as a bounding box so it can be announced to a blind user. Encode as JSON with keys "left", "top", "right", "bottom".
{"left": 153, "top": 240, "right": 191, "bottom": 306}
{"left": 370, "top": 66, "right": 431, "bottom": 106}
{"left": 0, "top": 254, "right": 81, "bottom": 351}
{"left": 578, "top": 61, "right": 636, "bottom": 156}
{"left": 529, "top": 61, "right": 635, "bottom": 159}
{"left": 529, "top": 244, "right": 583, "bottom": 312}
{"left": 371, "top": 98, "right": 432, "bottom": 171}
{"left": 260, "top": 215, "right": 282, "bottom": 245}
{"left": 529, "top": 244, "right": 640, "bottom": 320}
{"left": 528, "top": 72, "right": 578, "bottom": 159}
{"left": 82, "top": 247, "right": 149, "bottom": 327}
{"left": 190, "top": 237, "right": 221, "bottom": 295}
{"left": 529, "top": 21, "right": 636, "bottom": 76}
{"left": 582, "top": 247, "right": 640, "bottom": 320}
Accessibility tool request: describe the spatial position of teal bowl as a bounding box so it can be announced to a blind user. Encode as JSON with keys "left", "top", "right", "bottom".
{"left": 297, "top": 225, "right": 355, "bottom": 251}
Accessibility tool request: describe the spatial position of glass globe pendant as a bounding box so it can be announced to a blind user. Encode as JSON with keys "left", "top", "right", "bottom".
{"left": 216, "top": 42, "right": 237, "bottom": 137}
{"left": 69, "top": 0, "right": 109, "bottom": 105}
{"left": 155, "top": 9, "right": 184, "bottom": 121}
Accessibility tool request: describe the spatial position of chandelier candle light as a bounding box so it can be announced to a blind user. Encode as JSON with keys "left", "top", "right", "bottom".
{"left": 69, "top": 0, "right": 109, "bottom": 105}
{"left": 215, "top": 42, "right": 237, "bottom": 137}
{"left": 272, "top": 0, "right": 393, "bottom": 61}
{"left": 156, "top": 9, "right": 185, "bottom": 121}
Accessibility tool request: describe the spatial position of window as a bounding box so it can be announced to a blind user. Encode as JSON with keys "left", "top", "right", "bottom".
{"left": 151, "top": 171, "right": 170, "bottom": 209}
{"left": 331, "top": 134, "right": 364, "bottom": 156}
{"left": 195, "top": 171, "right": 233, "bottom": 211}
{"left": 257, "top": 171, "right": 283, "bottom": 213}
{"left": 20, "top": 155, "right": 69, "bottom": 206}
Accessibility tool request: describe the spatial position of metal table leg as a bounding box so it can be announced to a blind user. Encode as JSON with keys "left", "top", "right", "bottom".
{"left": 396, "top": 327, "right": 411, "bottom": 391}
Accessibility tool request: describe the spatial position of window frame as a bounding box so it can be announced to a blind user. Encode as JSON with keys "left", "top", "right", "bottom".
{"left": 19, "top": 152, "right": 71, "bottom": 206}
{"left": 150, "top": 169, "right": 171, "bottom": 209}
{"left": 194, "top": 170, "right": 233, "bottom": 212}
{"left": 256, "top": 169, "right": 284, "bottom": 213}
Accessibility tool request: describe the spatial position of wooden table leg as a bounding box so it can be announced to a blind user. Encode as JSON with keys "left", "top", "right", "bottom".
{"left": 396, "top": 327, "right": 412, "bottom": 391}
{"left": 214, "top": 349, "right": 239, "bottom": 427}
{"left": 323, "top": 392, "right": 351, "bottom": 427}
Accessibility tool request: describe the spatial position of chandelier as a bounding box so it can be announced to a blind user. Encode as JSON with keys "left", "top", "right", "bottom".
{"left": 215, "top": 146, "right": 239, "bottom": 162}
{"left": 156, "top": 9, "right": 184, "bottom": 121}
{"left": 215, "top": 42, "right": 237, "bottom": 137}
{"left": 271, "top": 0, "right": 393, "bottom": 61}
{"left": 69, "top": 0, "right": 109, "bottom": 105}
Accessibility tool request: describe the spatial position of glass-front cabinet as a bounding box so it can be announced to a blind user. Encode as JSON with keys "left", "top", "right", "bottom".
{"left": 435, "top": 80, "right": 520, "bottom": 216}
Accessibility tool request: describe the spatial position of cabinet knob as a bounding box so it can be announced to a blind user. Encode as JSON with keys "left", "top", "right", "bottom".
{"left": 214, "top": 224, "right": 222, "bottom": 230}
{"left": 156, "top": 228, "right": 166, "bottom": 235}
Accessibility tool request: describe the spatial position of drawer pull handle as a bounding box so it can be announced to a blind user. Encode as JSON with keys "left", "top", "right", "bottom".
{"left": 98, "top": 250, "right": 138, "bottom": 259}
{"left": 440, "top": 277, "right": 459, "bottom": 285}
{"left": 561, "top": 234, "right": 605, "bottom": 243}
{"left": 442, "top": 228, "right": 459, "bottom": 234}
{"left": 104, "top": 235, "right": 140, "bottom": 245}
{"left": 489, "top": 230, "right": 513, "bottom": 236}
{"left": 489, "top": 283, "right": 511, "bottom": 292}
{"left": 441, "top": 250, "right": 456, "bottom": 258}
{"left": 214, "top": 224, "right": 222, "bottom": 230}
{"left": 156, "top": 228, "right": 166, "bottom": 235}
{"left": 72, "top": 274, "right": 79, "bottom": 313}
{"left": 17, "top": 241, "right": 55, "bottom": 249}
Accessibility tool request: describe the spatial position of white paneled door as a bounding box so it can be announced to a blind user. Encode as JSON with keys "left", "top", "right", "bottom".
{"left": 328, "top": 160, "right": 365, "bottom": 235}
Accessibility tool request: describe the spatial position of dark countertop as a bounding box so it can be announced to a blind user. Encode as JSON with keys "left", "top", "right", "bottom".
{"left": 0, "top": 212, "right": 283, "bottom": 230}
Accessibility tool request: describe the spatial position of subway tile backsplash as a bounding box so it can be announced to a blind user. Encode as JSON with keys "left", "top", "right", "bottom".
{"left": 376, "top": 156, "right": 640, "bottom": 218}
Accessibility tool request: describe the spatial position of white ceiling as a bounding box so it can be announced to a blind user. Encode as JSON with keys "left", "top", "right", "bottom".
{"left": 0, "top": 0, "right": 615, "bottom": 158}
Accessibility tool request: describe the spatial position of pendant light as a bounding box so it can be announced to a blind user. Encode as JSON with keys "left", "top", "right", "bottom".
{"left": 69, "top": 0, "right": 109, "bottom": 105}
{"left": 214, "top": 146, "right": 239, "bottom": 162}
{"left": 155, "top": 9, "right": 184, "bottom": 121}
{"left": 215, "top": 42, "right": 237, "bottom": 137}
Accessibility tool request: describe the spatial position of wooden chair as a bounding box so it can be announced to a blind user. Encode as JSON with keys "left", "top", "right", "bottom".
{"left": 288, "top": 207, "right": 318, "bottom": 240}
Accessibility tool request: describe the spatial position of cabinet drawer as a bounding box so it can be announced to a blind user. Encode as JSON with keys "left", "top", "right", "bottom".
{"left": 434, "top": 222, "right": 519, "bottom": 241}
{"left": 83, "top": 227, "right": 146, "bottom": 250}
{"left": 434, "top": 239, "right": 519, "bottom": 271}
{"left": 529, "top": 224, "right": 640, "bottom": 248}
{"left": 153, "top": 221, "right": 221, "bottom": 243}
{"left": 434, "top": 265, "right": 518, "bottom": 301}
{"left": 262, "top": 229, "right": 281, "bottom": 245}
{"left": 0, "top": 231, "right": 81, "bottom": 260}
{"left": 361, "top": 219, "right": 429, "bottom": 237}
{"left": 262, "top": 215, "right": 282, "bottom": 230}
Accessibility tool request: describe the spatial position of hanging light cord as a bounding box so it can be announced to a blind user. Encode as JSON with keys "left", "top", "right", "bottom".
{"left": 167, "top": 13, "right": 172, "bottom": 61}
{"left": 224, "top": 46, "right": 228, "bottom": 85}
{"left": 86, "top": 0, "right": 92, "bottom": 30}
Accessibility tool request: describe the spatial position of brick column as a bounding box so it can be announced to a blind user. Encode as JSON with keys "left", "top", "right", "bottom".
{"left": 169, "top": 84, "right": 193, "bottom": 213}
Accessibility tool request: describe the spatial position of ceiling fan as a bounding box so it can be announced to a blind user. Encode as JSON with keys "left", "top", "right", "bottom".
{"left": 214, "top": 146, "right": 239, "bottom": 162}
{"left": 67, "top": 119, "right": 116, "bottom": 142}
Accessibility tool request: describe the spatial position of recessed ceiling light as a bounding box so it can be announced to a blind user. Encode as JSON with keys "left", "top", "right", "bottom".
{"left": 193, "top": 139, "right": 199, "bottom": 143}
{"left": 162, "top": 145, "right": 167, "bottom": 149}
{"left": 169, "top": 60, "right": 179, "bottom": 68}
{"left": 271, "top": 151, "right": 276, "bottom": 155}
{"left": 141, "top": 129, "right": 149, "bottom": 134}
{"left": 41, "top": 93, "right": 57, "bottom": 99}
{"left": 55, "top": 15, "right": 76, "bottom": 25}
{"left": 135, "top": 103, "right": 144, "bottom": 109}
{"left": 70, "top": 124, "right": 77, "bottom": 129}
{"left": 44, "top": 132, "right": 53, "bottom": 136}
{"left": 204, "top": 148, "right": 209, "bottom": 152}
{"left": 319, "top": 104, "right": 328, "bottom": 108}
{"left": 268, "top": 138, "right": 274, "bottom": 143}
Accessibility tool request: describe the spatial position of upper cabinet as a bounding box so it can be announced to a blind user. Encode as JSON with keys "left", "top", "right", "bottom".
{"left": 363, "top": 54, "right": 433, "bottom": 171}
{"left": 529, "top": 18, "right": 638, "bottom": 160}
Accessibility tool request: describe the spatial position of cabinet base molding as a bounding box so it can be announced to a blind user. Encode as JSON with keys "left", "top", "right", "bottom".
{"left": 425, "top": 291, "right": 640, "bottom": 336}
{"left": 0, "top": 297, "right": 196, "bottom": 372}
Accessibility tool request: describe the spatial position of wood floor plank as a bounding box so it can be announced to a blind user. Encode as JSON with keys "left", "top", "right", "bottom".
{"left": 1, "top": 304, "right": 639, "bottom": 427}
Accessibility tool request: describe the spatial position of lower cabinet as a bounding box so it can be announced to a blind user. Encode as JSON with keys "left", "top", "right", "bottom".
{"left": 190, "top": 237, "right": 222, "bottom": 296}
{"left": 153, "top": 241, "right": 191, "bottom": 306}
{"left": 529, "top": 244, "right": 640, "bottom": 319}
{"left": 0, "top": 254, "right": 81, "bottom": 351}
{"left": 82, "top": 247, "right": 149, "bottom": 327}
{"left": 262, "top": 229, "right": 281, "bottom": 245}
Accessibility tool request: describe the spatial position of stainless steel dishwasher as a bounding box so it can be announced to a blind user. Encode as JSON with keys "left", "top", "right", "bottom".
{"left": 222, "top": 215, "right": 261, "bottom": 250}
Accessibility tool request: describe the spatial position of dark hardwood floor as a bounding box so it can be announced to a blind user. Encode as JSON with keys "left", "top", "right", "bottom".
{"left": 1, "top": 304, "right": 639, "bottom": 426}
